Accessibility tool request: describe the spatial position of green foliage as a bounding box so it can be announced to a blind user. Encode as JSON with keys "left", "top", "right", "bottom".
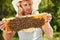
{"left": 0, "top": 0, "right": 16, "bottom": 20}
{"left": 39, "top": 0, "right": 60, "bottom": 32}
{"left": 44, "top": 32, "right": 60, "bottom": 40}
{"left": 53, "top": 25, "right": 57, "bottom": 32}
{"left": 0, "top": 31, "right": 4, "bottom": 40}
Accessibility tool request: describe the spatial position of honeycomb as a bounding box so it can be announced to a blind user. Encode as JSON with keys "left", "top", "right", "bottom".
{"left": 4, "top": 13, "right": 47, "bottom": 32}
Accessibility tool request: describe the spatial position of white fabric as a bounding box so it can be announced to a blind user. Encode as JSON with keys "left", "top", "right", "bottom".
{"left": 12, "top": 0, "right": 22, "bottom": 12}
{"left": 32, "top": 0, "right": 41, "bottom": 11}
{"left": 12, "top": 0, "right": 41, "bottom": 12}
{"left": 18, "top": 28, "right": 42, "bottom": 40}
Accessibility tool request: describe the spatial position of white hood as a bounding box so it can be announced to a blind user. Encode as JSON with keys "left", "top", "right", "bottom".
{"left": 12, "top": 0, "right": 41, "bottom": 13}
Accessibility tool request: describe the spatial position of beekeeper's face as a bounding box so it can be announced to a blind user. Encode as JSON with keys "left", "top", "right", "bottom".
{"left": 20, "top": 1, "right": 32, "bottom": 15}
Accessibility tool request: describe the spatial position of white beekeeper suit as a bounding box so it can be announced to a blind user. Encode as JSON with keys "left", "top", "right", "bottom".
{"left": 12, "top": 0, "right": 42, "bottom": 40}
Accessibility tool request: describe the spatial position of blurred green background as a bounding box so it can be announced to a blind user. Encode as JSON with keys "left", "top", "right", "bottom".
{"left": 0, "top": 0, "right": 60, "bottom": 40}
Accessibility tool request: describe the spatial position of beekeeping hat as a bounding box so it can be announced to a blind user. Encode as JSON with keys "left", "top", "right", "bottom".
{"left": 12, "top": 0, "right": 22, "bottom": 12}
{"left": 12, "top": 0, "right": 41, "bottom": 13}
{"left": 32, "top": 0, "right": 41, "bottom": 11}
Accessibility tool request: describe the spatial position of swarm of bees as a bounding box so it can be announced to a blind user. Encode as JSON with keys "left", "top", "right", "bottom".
{"left": 1, "top": 13, "right": 47, "bottom": 32}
